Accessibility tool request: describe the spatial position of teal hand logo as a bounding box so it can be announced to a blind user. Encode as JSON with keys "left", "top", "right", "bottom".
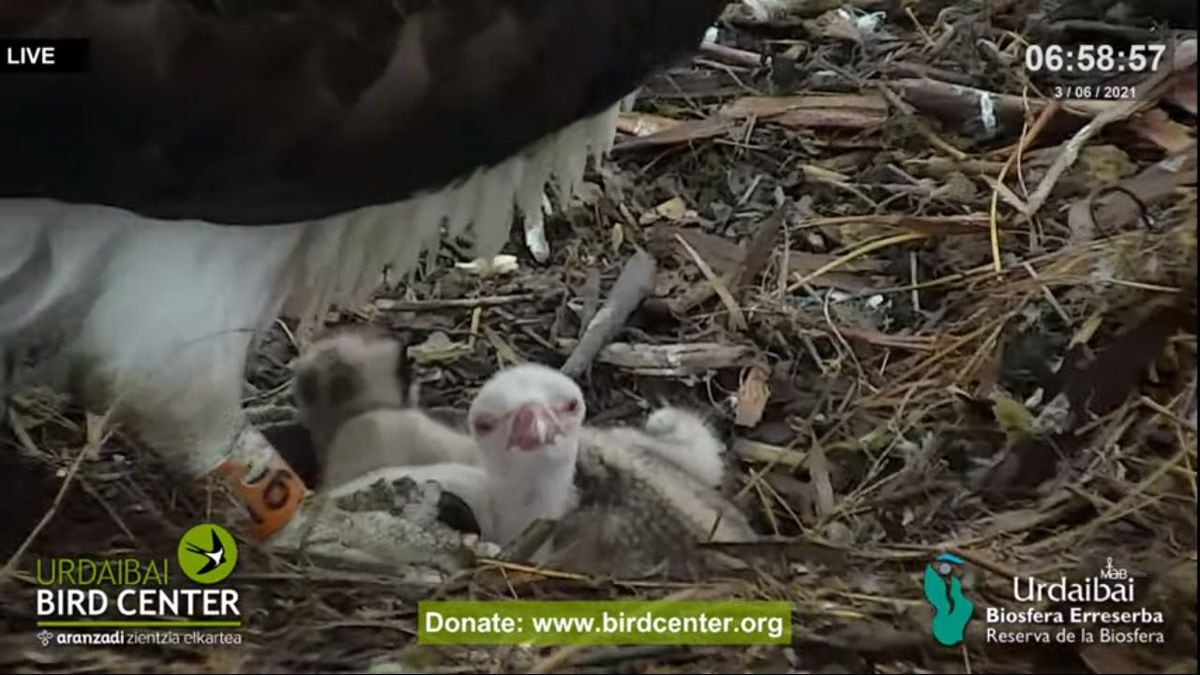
{"left": 923, "top": 553, "right": 974, "bottom": 647}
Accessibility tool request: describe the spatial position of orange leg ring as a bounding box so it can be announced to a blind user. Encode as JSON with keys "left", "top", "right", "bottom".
{"left": 211, "top": 449, "right": 307, "bottom": 541}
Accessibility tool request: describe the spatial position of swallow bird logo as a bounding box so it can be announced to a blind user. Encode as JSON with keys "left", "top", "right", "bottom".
{"left": 177, "top": 524, "right": 239, "bottom": 584}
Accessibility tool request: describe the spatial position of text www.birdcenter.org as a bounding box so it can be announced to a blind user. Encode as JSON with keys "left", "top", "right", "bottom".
{"left": 418, "top": 600, "right": 791, "bottom": 645}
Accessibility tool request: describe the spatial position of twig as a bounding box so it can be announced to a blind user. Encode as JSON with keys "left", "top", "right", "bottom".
{"left": 577, "top": 269, "right": 602, "bottom": 339}
{"left": 497, "top": 518, "right": 557, "bottom": 563}
{"left": 733, "top": 207, "right": 785, "bottom": 298}
{"left": 883, "top": 61, "right": 977, "bottom": 87}
{"left": 1039, "top": 443, "right": 1192, "bottom": 551}
{"left": 476, "top": 558, "right": 590, "bottom": 581}
{"left": 732, "top": 438, "right": 807, "bottom": 468}
{"left": 1048, "top": 20, "right": 1164, "bottom": 43}
{"left": 555, "top": 340, "right": 755, "bottom": 374}
{"left": 988, "top": 98, "right": 1060, "bottom": 273}
{"left": 3, "top": 411, "right": 96, "bottom": 577}
{"left": 892, "top": 77, "right": 1102, "bottom": 137}
{"left": 374, "top": 293, "right": 541, "bottom": 311}
{"left": 572, "top": 645, "right": 688, "bottom": 668}
{"left": 676, "top": 234, "right": 748, "bottom": 331}
{"left": 821, "top": 287, "right": 868, "bottom": 394}
{"left": 787, "top": 232, "right": 929, "bottom": 291}
{"left": 699, "top": 41, "right": 764, "bottom": 68}
{"left": 6, "top": 403, "right": 49, "bottom": 462}
{"left": 561, "top": 251, "right": 656, "bottom": 378}
{"left": 905, "top": 6, "right": 935, "bottom": 48}
{"left": 909, "top": 252, "right": 920, "bottom": 313}
{"left": 1140, "top": 395, "right": 1199, "bottom": 434}
{"left": 878, "top": 83, "right": 968, "bottom": 161}
{"left": 76, "top": 479, "right": 141, "bottom": 548}
{"left": 529, "top": 644, "right": 591, "bottom": 674}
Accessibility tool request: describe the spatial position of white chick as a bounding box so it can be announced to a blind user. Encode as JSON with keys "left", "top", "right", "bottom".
{"left": 467, "top": 363, "right": 758, "bottom": 578}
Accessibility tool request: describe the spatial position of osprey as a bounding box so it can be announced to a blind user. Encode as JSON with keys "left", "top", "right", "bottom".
{"left": 0, "top": 0, "right": 728, "bottom": 541}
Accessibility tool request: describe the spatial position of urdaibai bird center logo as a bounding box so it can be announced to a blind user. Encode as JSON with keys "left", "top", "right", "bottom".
{"left": 177, "top": 524, "right": 238, "bottom": 585}
{"left": 923, "top": 553, "right": 975, "bottom": 646}
{"left": 33, "top": 521, "right": 245, "bottom": 646}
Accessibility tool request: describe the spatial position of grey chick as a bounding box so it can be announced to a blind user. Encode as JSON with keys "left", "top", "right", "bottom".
{"left": 291, "top": 326, "right": 482, "bottom": 489}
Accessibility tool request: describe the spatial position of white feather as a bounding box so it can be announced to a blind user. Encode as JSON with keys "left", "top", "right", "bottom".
{"left": 550, "top": 117, "right": 593, "bottom": 206}
{"left": 471, "top": 156, "right": 524, "bottom": 259}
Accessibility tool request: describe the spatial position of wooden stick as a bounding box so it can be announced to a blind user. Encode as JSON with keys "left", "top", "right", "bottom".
{"left": 577, "top": 268, "right": 602, "bottom": 339}
{"left": 699, "top": 42, "right": 764, "bottom": 68}
{"left": 561, "top": 251, "right": 656, "bottom": 378}
{"left": 375, "top": 293, "right": 542, "bottom": 311}
{"left": 556, "top": 340, "right": 755, "bottom": 374}
{"left": 497, "top": 518, "right": 558, "bottom": 563}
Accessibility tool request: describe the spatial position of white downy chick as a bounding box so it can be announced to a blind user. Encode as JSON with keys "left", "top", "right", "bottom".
{"left": 467, "top": 363, "right": 758, "bottom": 578}
{"left": 467, "top": 363, "right": 587, "bottom": 545}
{"left": 643, "top": 406, "right": 727, "bottom": 489}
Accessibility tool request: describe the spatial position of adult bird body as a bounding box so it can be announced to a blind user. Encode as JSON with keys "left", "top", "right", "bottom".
{"left": 0, "top": 0, "right": 729, "bottom": 540}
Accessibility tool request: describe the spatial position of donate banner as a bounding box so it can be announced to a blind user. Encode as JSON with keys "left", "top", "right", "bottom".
{"left": 418, "top": 600, "right": 792, "bottom": 645}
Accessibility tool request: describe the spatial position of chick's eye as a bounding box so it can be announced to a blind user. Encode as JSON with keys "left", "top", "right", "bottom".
{"left": 560, "top": 399, "right": 580, "bottom": 414}
{"left": 473, "top": 416, "right": 496, "bottom": 435}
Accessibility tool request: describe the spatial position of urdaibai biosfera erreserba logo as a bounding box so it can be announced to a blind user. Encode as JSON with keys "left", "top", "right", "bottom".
{"left": 177, "top": 524, "right": 238, "bottom": 584}
{"left": 923, "top": 552, "right": 975, "bottom": 646}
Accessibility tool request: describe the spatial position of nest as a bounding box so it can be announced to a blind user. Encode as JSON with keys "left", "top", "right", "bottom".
{"left": 3, "top": 1, "right": 1198, "bottom": 672}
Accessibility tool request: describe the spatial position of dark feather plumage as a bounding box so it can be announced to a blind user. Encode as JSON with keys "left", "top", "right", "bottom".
{"left": 1, "top": 0, "right": 726, "bottom": 224}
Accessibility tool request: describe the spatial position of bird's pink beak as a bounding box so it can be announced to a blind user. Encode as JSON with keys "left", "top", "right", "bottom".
{"left": 508, "top": 402, "right": 562, "bottom": 451}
